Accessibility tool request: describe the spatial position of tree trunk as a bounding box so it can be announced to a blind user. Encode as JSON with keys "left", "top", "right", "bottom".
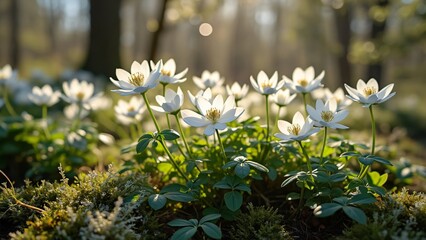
{"left": 82, "top": 0, "right": 121, "bottom": 77}
{"left": 148, "top": 0, "right": 168, "bottom": 61}
{"left": 334, "top": 6, "right": 352, "bottom": 86}
{"left": 366, "top": 0, "right": 389, "bottom": 85}
{"left": 10, "top": 0, "right": 20, "bottom": 68}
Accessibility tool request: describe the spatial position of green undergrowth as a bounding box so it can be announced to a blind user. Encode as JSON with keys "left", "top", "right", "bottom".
{"left": 338, "top": 188, "right": 426, "bottom": 240}
{"left": 0, "top": 166, "right": 166, "bottom": 240}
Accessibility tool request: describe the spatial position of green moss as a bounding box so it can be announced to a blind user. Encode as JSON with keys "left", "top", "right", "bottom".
{"left": 228, "top": 203, "right": 293, "bottom": 240}
{"left": 338, "top": 188, "right": 426, "bottom": 240}
{"left": 0, "top": 166, "right": 166, "bottom": 240}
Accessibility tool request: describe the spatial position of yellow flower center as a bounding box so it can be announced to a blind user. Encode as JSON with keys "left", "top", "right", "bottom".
{"left": 161, "top": 69, "right": 171, "bottom": 76}
{"left": 206, "top": 107, "right": 221, "bottom": 122}
{"left": 128, "top": 106, "right": 135, "bottom": 112}
{"left": 76, "top": 92, "right": 85, "bottom": 101}
{"left": 261, "top": 81, "right": 273, "bottom": 89}
{"left": 287, "top": 124, "right": 301, "bottom": 135}
{"left": 128, "top": 72, "right": 145, "bottom": 86}
{"left": 363, "top": 87, "right": 377, "bottom": 97}
{"left": 321, "top": 111, "right": 334, "bottom": 122}
{"left": 298, "top": 79, "right": 308, "bottom": 87}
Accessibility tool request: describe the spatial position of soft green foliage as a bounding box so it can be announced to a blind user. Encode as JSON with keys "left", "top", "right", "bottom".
{"left": 0, "top": 167, "right": 166, "bottom": 239}
{"left": 228, "top": 204, "right": 293, "bottom": 240}
{"left": 338, "top": 188, "right": 426, "bottom": 240}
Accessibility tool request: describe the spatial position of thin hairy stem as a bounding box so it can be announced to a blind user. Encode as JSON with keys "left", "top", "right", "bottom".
{"left": 319, "top": 127, "right": 328, "bottom": 164}
{"left": 141, "top": 93, "right": 161, "bottom": 132}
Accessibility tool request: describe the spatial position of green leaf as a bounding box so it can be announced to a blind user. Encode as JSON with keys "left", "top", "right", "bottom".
{"left": 359, "top": 156, "right": 375, "bottom": 165}
{"left": 314, "top": 203, "right": 342, "bottom": 217}
{"left": 330, "top": 173, "right": 347, "bottom": 183}
{"left": 213, "top": 181, "right": 231, "bottom": 190}
{"left": 233, "top": 183, "right": 251, "bottom": 193}
{"left": 342, "top": 206, "right": 367, "bottom": 224}
{"left": 160, "top": 184, "right": 183, "bottom": 193}
{"left": 138, "top": 133, "right": 153, "bottom": 141}
{"left": 235, "top": 162, "right": 250, "bottom": 178}
{"left": 171, "top": 226, "right": 197, "bottom": 240}
{"left": 136, "top": 138, "right": 151, "bottom": 153}
{"left": 168, "top": 219, "right": 195, "bottom": 227}
{"left": 286, "top": 192, "right": 300, "bottom": 200}
{"left": 370, "top": 155, "right": 392, "bottom": 166}
{"left": 0, "top": 123, "right": 8, "bottom": 138}
{"left": 348, "top": 194, "right": 377, "bottom": 205}
{"left": 315, "top": 171, "right": 330, "bottom": 183}
{"left": 148, "top": 194, "right": 167, "bottom": 210}
{"left": 199, "top": 214, "right": 221, "bottom": 225}
{"left": 377, "top": 173, "right": 388, "bottom": 186}
{"left": 161, "top": 129, "right": 180, "bottom": 141}
{"left": 222, "top": 161, "right": 238, "bottom": 169}
{"left": 246, "top": 161, "right": 269, "bottom": 172}
{"left": 200, "top": 222, "right": 222, "bottom": 239}
{"left": 340, "top": 151, "right": 361, "bottom": 157}
{"left": 164, "top": 192, "right": 194, "bottom": 202}
{"left": 333, "top": 196, "right": 349, "bottom": 205}
{"left": 224, "top": 191, "right": 243, "bottom": 212}
{"left": 267, "top": 167, "right": 277, "bottom": 181}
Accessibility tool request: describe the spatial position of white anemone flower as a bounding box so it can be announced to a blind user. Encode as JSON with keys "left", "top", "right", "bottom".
{"left": 283, "top": 66, "right": 325, "bottom": 93}
{"left": 250, "top": 71, "right": 284, "bottom": 95}
{"left": 110, "top": 60, "right": 161, "bottom": 96}
{"left": 64, "top": 104, "right": 89, "bottom": 119}
{"left": 61, "top": 78, "right": 102, "bottom": 109}
{"left": 188, "top": 88, "right": 213, "bottom": 106}
{"left": 226, "top": 82, "right": 249, "bottom": 101}
{"left": 307, "top": 99, "right": 349, "bottom": 129}
{"left": 275, "top": 111, "right": 320, "bottom": 142}
{"left": 0, "top": 64, "right": 12, "bottom": 81}
{"left": 114, "top": 96, "right": 145, "bottom": 118}
{"left": 151, "top": 87, "right": 184, "bottom": 114}
{"left": 193, "top": 70, "right": 225, "bottom": 90}
{"left": 28, "top": 85, "right": 61, "bottom": 107}
{"left": 271, "top": 89, "right": 297, "bottom": 107}
{"left": 181, "top": 95, "right": 244, "bottom": 136}
{"left": 313, "top": 88, "right": 352, "bottom": 110}
{"left": 150, "top": 59, "right": 188, "bottom": 85}
{"left": 344, "top": 78, "right": 395, "bottom": 107}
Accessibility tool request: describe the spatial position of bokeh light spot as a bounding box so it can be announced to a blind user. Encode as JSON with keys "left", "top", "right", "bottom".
{"left": 199, "top": 23, "right": 213, "bottom": 37}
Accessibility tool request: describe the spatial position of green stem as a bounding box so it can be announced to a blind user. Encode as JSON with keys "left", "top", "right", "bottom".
{"left": 141, "top": 93, "right": 161, "bottom": 133}
{"left": 159, "top": 139, "right": 189, "bottom": 182}
{"left": 273, "top": 106, "right": 282, "bottom": 133}
{"left": 175, "top": 113, "right": 193, "bottom": 159}
{"left": 2, "top": 86, "right": 17, "bottom": 116}
{"left": 216, "top": 129, "right": 227, "bottom": 163}
{"left": 265, "top": 95, "right": 270, "bottom": 141}
{"left": 297, "top": 141, "right": 314, "bottom": 181}
{"left": 319, "top": 127, "right": 328, "bottom": 164}
{"left": 42, "top": 105, "right": 50, "bottom": 138}
{"left": 302, "top": 93, "right": 308, "bottom": 116}
{"left": 72, "top": 103, "right": 83, "bottom": 130}
{"left": 162, "top": 84, "right": 172, "bottom": 130}
{"left": 359, "top": 105, "right": 376, "bottom": 179}
{"left": 0, "top": 170, "right": 44, "bottom": 213}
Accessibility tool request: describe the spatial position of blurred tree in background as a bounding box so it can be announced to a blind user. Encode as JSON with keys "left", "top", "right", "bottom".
{"left": 0, "top": 0, "right": 424, "bottom": 84}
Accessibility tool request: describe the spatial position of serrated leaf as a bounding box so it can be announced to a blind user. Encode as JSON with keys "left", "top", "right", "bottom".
{"left": 171, "top": 226, "right": 197, "bottom": 240}
{"left": 224, "top": 191, "right": 242, "bottom": 212}
{"left": 199, "top": 214, "right": 221, "bottom": 225}
{"left": 168, "top": 219, "right": 194, "bottom": 227}
{"left": 164, "top": 192, "right": 194, "bottom": 202}
{"left": 200, "top": 222, "right": 222, "bottom": 239}
{"left": 342, "top": 206, "right": 367, "bottom": 224}
{"left": 235, "top": 162, "right": 250, "bottom": 178}
{"left": 148, "top": 194, "right": 167, "bottom": 210}
{"left": 161, "top": 129, "right": 180, "bottom": 141}
{"left": 314, "top": 203, "right": 342, "bottom": 217}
